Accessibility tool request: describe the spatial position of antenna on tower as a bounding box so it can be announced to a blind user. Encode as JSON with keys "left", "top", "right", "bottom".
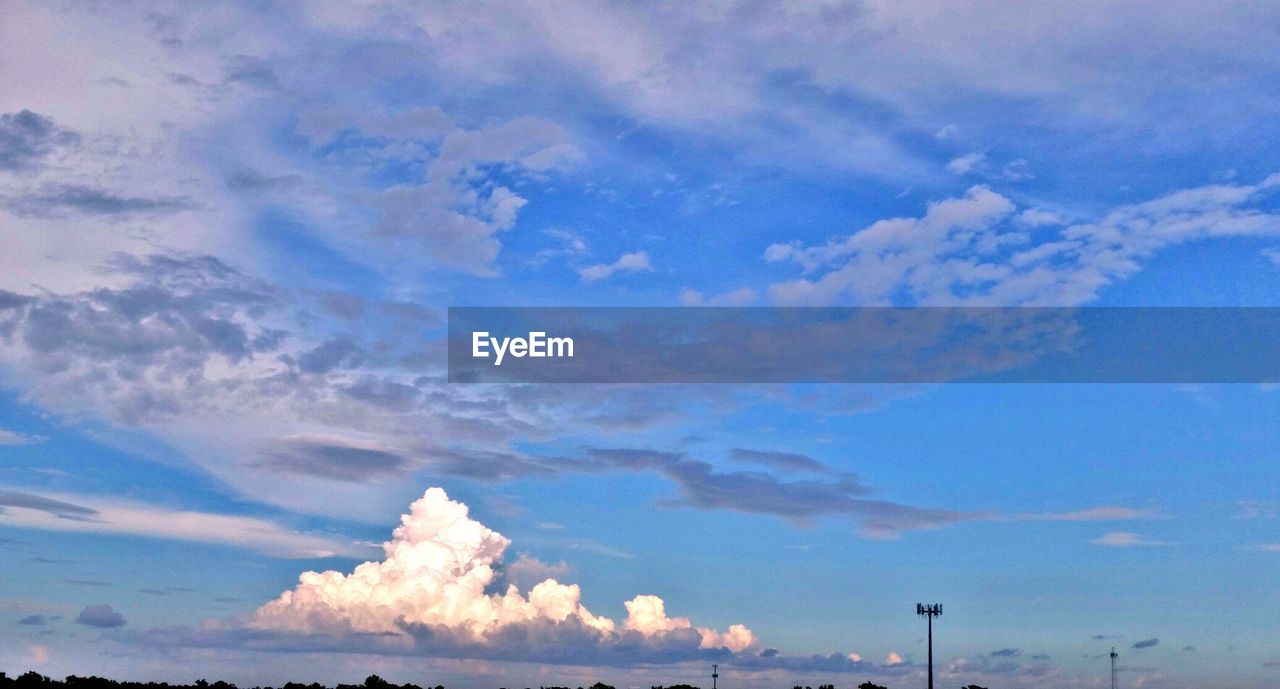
{"left": 1110, "top": 647, "right": 1118, "bottom": 689}
{"left": 916, "top": 604, "right": 942, "bottom": 689}
{"left": 711, "top": 664, "right": 718, "bottom": 689}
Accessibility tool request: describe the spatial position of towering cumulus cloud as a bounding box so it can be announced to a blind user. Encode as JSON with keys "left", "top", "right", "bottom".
{"left": 252, "top": 488, "right": 759, "bottom": 659}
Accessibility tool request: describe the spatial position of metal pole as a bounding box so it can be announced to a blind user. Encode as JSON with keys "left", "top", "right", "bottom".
{"left": 1110, "top": 647, "right": 1118, "bottom": 689}
{"left": 927, "top": 613, "right": 933, "bottom": 689}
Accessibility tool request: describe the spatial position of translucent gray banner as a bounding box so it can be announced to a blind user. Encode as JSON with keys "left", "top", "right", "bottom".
{"left": 447, "top": 307, "right": 1280, "bottom": 383}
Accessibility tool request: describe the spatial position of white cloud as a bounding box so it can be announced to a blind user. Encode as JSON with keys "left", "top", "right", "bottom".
{"left": 886, "top": 651, "right": 903, "bottom": 665}
{"left": 253, "top": 487, "right": 758, "bottom": 653}
{"left": 0, "top": 427, "right": 43, "bottom": 445}
{"left": 947, "top": 152, "right": 985, "bottom": 174}
{"left": 1016, "top": 208, "right": 1065, "bottom": 227}
{"left": 578, "top": 251, "right": 654, "bottom": 282}
{"left": 1019, "top": 506, "right": 1160, "bottom": 522}
{"left": 767, "top": 174, "right": 1280, "bottom": 306}
{"left": 0, "top": 487, "right": 361, "bottom": 558}
{"left": 1244, "top": 543, "right": 1280, "bottom": 552}
{"left": 1089, "top": 531, "right": 1173, "bottom": 547}
{"left": 679, "top": 286, "right": 758, "bottom": 306}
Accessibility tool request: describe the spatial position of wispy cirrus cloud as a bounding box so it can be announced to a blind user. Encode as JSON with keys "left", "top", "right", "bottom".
{"left": 1090, "top": 532, "right": 1174, "bottom": 548}
{"left": 0, "top": 487, "right": 362, "bottom": 559}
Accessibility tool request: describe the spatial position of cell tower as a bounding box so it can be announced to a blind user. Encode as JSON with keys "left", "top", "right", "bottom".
{"left": 1110, "top": 647, "right": 1118, "bottom": 689}
{"left": 711, "top": 664, "right": 718, "bottom": 689}
{"left": 916, "top": 604, "right": 942, "bottom": 689}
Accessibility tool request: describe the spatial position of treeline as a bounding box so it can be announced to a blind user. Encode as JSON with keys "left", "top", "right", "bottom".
{"left": 0, "top": 673, "right": 990, "bottom": 689}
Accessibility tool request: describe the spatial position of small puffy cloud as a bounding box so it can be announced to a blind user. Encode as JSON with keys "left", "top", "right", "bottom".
{"left": 1133, "top": 638, "right": 1159, "bottom": 650}
{"left": 679, "top": 286, "right": 757, "bottom": 306}
{"left": 579, "top": 251, "right": 653, "bottom": 282}
{"left": 76, "top": 604, "right": 126, "bottom": 628}
{"left": 886, "top": 651, "right": 903, "bottom": 665}
{"left": 946, "top": 152, "right": 985, "bottom": 175}
{"left": 1001, "top": 158, "right": 1034, "bottom": 182}
{"left": 1016, "top": 208, "right": 1065, "bottom": 227}
{"left": 1090, "top": 532, "right": 1173, "bottom": 547}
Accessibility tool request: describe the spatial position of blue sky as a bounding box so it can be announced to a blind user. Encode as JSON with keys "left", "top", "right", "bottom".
{"left": 1, "top": 2, "right": 1279, "bottom": 688}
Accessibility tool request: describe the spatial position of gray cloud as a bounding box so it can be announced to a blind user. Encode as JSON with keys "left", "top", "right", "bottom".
{"left": 0, "top": 489, "right": 98, "bottom": 520}
{"left": 584, "top": 447, "right": 973, "bottom": 537}
{"left": 17, "top": 614, "right": 46, "bottom": 626}
{"left": 0, "top": 110, "right": 78, "bottom": 170}
{"left": 76, "top": 604, "right": 126, "bottom": 628}
{"left": 1133, "top": 638, "right": 1159, "bottom": 649}
{"left": 730, "top": 448, "right": 829, "bottom": 474}
{"left": 5, "top": 183, "right": 197, "bottom": 218}
{"left": 297, "top": 337, "right": 363, "bottom": 374}
{"left": 256, "top": 439, "right": 411, "bottom": 482}
{"left": 0, "top": 253, "right": 280, "bottom": 424}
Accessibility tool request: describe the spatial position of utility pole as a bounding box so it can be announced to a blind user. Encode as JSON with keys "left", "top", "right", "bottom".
{"left": 711, "top": 664, "right": 718, "bottom": 689}
{"left": 916, "top": 604, "right": 942, "bottom": 689}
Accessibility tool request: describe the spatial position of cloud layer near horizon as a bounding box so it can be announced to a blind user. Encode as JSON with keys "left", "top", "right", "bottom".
{"left": 212, "top": 487, "right": 894, "bottom": 672}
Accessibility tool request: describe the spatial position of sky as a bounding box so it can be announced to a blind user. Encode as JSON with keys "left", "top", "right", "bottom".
{"left": 0, "top": 2, "right": 1279, "bottom": 688}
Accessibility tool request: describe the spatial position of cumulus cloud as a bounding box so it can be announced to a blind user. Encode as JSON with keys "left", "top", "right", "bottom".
{"left": 579, "top": 251, "right": 654, "bottom": 282}
{"left": 76, "top": 604, "right": 126, "bottom": 628}
{"left": 249, "top": 487, "right": 779, "bottom": 664}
